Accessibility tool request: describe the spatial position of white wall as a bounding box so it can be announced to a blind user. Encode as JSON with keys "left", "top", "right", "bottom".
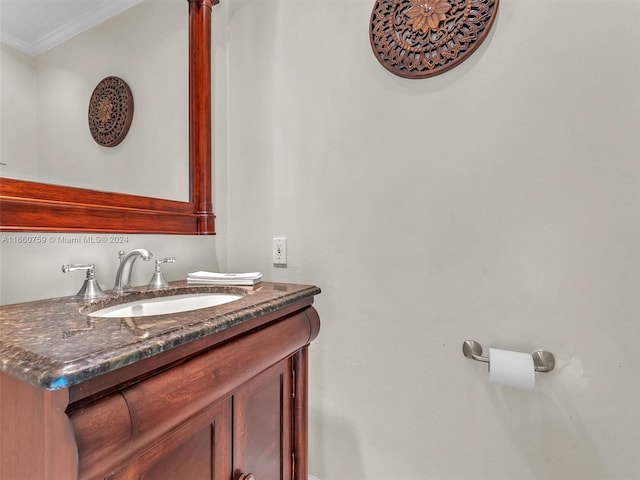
{"left": 0, "top": 44, "right": 37, "bottom": 178}
{"left": 2, "top": 0, "right": 640, "bottom": 478}
{"left": 0, "top": 234, "right": 221, "bottom": 305}
{"left": 219, "top": 0, "right": 640, "bottom": 479}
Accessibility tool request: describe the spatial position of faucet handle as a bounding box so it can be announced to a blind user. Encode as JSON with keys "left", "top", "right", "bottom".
{"left": 62, "top": 263, "right": 94, "bottom": 273}
{"left": 62, "top": 264, "right": 107, "bottom": 301}
{"left": 148, "top": 257, "right": 176, "bottom": 289}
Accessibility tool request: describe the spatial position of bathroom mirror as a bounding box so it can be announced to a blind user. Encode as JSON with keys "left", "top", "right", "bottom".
{"left": 0, "top": 0, "right": 215, "bottom": 234}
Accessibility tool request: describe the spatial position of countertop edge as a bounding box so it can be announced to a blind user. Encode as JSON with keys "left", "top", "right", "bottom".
{"left": 0, "top": 283, "right": 321, "bottom": 390}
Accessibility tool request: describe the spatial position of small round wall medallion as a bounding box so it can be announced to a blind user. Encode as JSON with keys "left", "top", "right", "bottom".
{"left": 88, "top": 76, "right": 134, "bottom": 147}
{"left": 370, "top": 0, "right": 499, "bottom": 78}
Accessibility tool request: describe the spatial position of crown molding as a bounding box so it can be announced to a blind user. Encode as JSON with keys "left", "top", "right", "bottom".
{"left": 0, "top": 0, "right": 143, "bottom": 56}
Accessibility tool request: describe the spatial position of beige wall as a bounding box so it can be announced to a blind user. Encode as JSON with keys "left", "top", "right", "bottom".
{"left": 220, "top": 0, "right": 640, "bottom": 479}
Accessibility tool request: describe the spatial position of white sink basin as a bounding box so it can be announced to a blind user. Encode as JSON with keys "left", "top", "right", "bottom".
{"left": 89, "top": 293, "right": 242, "bottom": 318}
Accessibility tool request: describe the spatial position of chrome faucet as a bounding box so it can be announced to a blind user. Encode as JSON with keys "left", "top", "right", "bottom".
{"left": 113, "top": 249, "right": 153, "bottom": 293}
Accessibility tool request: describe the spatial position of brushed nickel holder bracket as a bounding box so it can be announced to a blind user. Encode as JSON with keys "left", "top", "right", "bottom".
{"left": 462, "top": 340, "right": 555, "bottom": 373}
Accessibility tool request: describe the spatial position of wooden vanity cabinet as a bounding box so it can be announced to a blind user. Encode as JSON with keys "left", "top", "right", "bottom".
{"left": 109, "top": 357, "right": 293, "bottom": 480}
{"left": 0, "top": 302, "right": 320, "bottom": 480}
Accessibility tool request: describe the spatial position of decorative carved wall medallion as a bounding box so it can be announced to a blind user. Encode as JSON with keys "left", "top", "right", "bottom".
{"left": 370, "top": 0, "right": 499, "bottom": 78}
{"left": 88, "top": 76, "right": 134, "bottom": 147}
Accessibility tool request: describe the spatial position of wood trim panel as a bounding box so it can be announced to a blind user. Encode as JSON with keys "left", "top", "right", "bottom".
{"left": 111, "top": 397, "right": 232, "bottom": 479}
{"left": 71, "top": 392, "right": 133, "bottom": 480}
{"left": 232, "top": 359, "right": 293, "bottom": 480}
{"left": 0, "top": 192, "right": 199, "bottom": 234}
{"left": 189, "top": 0, "right": 214, "bottom": 234}
{"left": 0, "top": 372, "right": 77, "bottom": 480}
{"left": 68, "top": 299, "right": 316, "bottom": 405}
{"left": 293, "top": 349, "right": 309, "bottom": 480}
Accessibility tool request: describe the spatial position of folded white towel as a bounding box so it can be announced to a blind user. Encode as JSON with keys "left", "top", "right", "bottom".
{"left": 187, "top": 271, "right": 262, "bottom": 285}
{"left": 188, "top": 271, "right": 262, "bottom": 280}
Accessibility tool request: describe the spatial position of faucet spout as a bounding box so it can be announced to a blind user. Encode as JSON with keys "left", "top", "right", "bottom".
{"left": 113, "top": 249, "right": 153, "bottom": 293}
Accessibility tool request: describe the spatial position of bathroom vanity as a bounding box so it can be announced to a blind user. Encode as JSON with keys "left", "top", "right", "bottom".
{"left": 0, "top": 282, "right": 320, "bottom": 480}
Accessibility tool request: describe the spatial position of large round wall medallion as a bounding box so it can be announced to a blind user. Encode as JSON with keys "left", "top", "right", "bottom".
{"left": 88, "top": 76, "right": 134, "bottom": 147}
{"left": 370, "top": 0, "right": 499, "bottom": 78}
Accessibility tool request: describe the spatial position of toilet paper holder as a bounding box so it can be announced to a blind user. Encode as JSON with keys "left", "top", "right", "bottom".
{"left": 462, "top": 340, "right": 555, "bottom": 372}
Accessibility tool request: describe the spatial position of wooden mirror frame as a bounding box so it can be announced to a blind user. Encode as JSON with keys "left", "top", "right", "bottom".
{"left": 0, "top": 0, "right": 215, "bottom": 235}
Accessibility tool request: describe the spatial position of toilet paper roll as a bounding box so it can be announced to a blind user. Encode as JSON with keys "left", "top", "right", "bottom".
{"left": 489, "top": 348, "right": 535, "bottom": 390}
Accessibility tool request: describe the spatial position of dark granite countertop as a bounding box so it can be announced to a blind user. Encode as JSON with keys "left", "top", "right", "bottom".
{"left": 0, "top": 281, "right": 320, "bottom": 390}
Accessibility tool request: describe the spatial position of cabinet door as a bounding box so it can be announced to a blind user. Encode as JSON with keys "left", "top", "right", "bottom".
{"left": 109, "top": 397, "right": 232, "bottom": 480}
{"left": 233, "top": 358, "right": 293, "bottom": 480}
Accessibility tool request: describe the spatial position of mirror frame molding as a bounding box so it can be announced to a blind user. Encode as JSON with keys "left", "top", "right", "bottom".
{"left": 0, "top": 0, "right": 215, "bottom": 235}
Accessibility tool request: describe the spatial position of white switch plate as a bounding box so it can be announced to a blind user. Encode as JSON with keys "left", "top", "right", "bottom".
{"left": 273, "top": 237, "right": 287, "bottom": 266}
